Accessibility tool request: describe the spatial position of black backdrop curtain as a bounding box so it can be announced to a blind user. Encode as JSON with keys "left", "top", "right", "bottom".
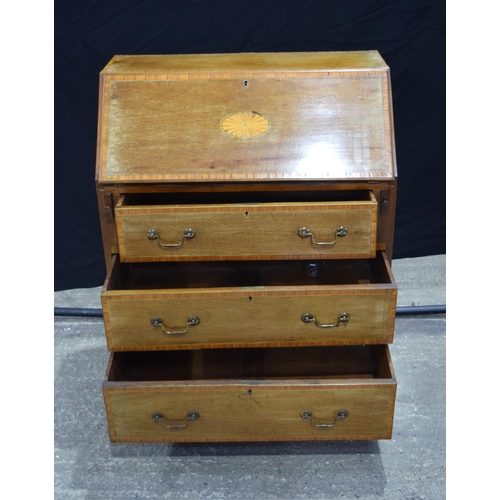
{"left": 54, "top": 0, "right": 445, "bottom": 291}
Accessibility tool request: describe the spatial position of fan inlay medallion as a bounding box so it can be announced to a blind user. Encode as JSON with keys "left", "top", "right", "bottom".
{"left": 221, "top": 112, "right": 270, "bottom": 139}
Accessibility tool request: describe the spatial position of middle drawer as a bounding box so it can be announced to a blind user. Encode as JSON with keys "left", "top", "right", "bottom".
{"left": 102, "top": 251, "right": 397, "bottom": 351}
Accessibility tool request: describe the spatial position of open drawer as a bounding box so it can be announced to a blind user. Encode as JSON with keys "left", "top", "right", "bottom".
{"left": 103, "top": 344, "right": 396, "bottom": 442}
{"left": 114, "top": 191, "right": 378, "bottom": 261}
{"left": 101, "top": 251, "right": 397, "bottom": 350}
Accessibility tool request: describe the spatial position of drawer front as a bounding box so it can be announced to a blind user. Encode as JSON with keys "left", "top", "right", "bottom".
{"left": 115, "top": 201, "right": 377, "bottom": 261}
{"left": 102, "top": 288, "right": 396, "bottom": 350}
{"left": 103, "top": 384, "right": 395, "bottom": 442}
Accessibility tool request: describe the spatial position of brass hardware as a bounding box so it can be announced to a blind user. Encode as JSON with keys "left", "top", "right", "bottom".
{"left": 151, "top": 411, "right": 199, "bottom": 431}
{"left": 150, "top": 316, "right": 200, "bottom": 335}
{"left": 301, "top": 312, "right": 350, "bottom": 328}
{"left": 380, "top": 188, "right": 390, "bottom": 215}
{"left": 103, "top": 192, "right": 114, "bottom": 221}
{"left": 305, "top": 261, "right": 324, "bottom": 278}
{"left": 300, "top": 409, "right": 349, "bottom": 429}
{"left": 298, "top": 226, "right": 348, "bottom": 246}
{"left": 147, "top": 228, "right": 195, "bottom": 248}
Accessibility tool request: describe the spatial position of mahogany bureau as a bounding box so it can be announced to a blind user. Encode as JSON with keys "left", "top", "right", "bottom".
{"left": 96, "top": 51, "right": 398, "bottom": 443}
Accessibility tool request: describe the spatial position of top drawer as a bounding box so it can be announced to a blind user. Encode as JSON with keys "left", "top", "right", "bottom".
{"left": 115, "top": 191, "right": 378, "bottom": 262}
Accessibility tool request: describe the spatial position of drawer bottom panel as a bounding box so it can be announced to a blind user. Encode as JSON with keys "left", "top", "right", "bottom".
{"left": 103, "top": 345, "right": 396, "bottom": 442}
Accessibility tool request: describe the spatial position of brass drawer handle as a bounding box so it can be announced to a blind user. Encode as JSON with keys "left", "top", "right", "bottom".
{"left": 301, "top": 312, "right": 351, "bottom": 328}
{"left": 150, "top": 316, "right": 200, "bottom": 335}
{"left": 151, "top": 411, "right": 200, "bottom": 431}
{"left": 301, "top": 409, "right": 349, "bottom": 429}
{"left": 147, "top": 228, "right": 195, "bottom": 248}
{"left": 298, "top": 226, "right": 348, "bottom": 246}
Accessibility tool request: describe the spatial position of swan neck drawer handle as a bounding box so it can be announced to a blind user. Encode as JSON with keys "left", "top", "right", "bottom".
{"left": 147, "top": 228, "right": 195, "bottom": 248}
{"left": 151, "top": 411, "right": 200, "bottom": 430}
{"left": 150, "top": 316, "right": 200, "bottom": 335}
{"left": 301, "top": 312, "right": 351, "bottom": 328}
{"left": 301, "top": 409, "right": 349, "bottom": 429}
{"left": 298, "top": 226, "right": 348, "bottom": 246}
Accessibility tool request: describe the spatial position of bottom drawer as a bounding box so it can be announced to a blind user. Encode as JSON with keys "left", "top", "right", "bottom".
{"left": 103, "top": 345, "right": 396, "bottom": 442}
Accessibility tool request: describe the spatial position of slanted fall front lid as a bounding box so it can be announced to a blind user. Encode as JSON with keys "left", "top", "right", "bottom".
{"left": 96, "top": 51, "right": 396, "bottom": 183}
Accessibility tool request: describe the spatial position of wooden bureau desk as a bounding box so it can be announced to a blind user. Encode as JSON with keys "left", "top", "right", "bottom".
{"left": 96, "top": 51, "right": 397, "bottom": 442}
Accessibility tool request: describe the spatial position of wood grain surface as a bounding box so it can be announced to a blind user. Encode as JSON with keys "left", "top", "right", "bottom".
{"left": 115, "top": 198, "right": 377, "bottom": 261}
{"left": 101, "top": 252, "right": 396, "bottom": 350}
{"left": 102, "top": 51, "right": 388, "bottom": 74}
{"left": 96, "top": 51, "right": 395, "bottom": 183}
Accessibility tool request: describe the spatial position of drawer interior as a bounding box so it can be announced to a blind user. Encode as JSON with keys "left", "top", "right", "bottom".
{"left": 119, "top": 190, "right": 374, "bottom": 207}
{"left": 105, "top": 251, "right": 393, "bottom": 290}
{"left": 107, "top": 345, "right": 393, "bottom": 382}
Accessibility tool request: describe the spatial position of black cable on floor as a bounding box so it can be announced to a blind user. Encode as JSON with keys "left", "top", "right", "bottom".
{"left": 54, "top": 305, "right": 446, "bottom": 318}
{"left": 54, "top": 307, "right": 104, "bottom": 318}
{"left": 395, "top": 305, "right": 445, "bottom": 315}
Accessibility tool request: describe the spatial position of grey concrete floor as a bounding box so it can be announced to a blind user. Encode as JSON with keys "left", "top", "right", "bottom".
{"left": 54, "top": 255, "right": 445, "bottom": 500}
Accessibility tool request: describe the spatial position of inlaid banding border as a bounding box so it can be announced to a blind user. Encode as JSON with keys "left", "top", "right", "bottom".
{"left": 97, "top": 70, "right": 395, "bottom": 182}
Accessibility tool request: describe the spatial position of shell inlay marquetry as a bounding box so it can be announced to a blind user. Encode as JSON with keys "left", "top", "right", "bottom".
{"left": 221, "top": 112, "right": 270, "bottom": 139}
